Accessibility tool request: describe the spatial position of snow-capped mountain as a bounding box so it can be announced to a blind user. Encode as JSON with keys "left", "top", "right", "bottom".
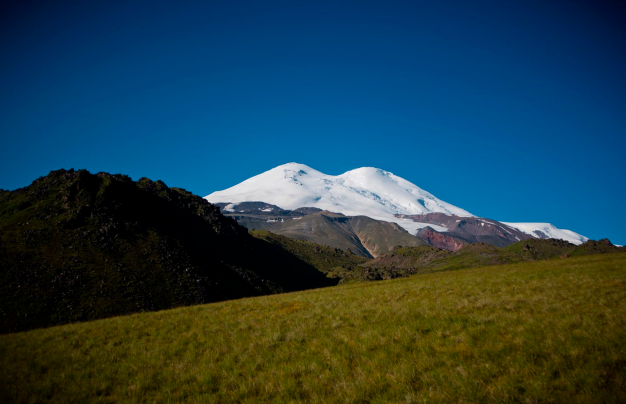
{"left": 205, "top": 162, "right": 588, "bottom": 245}
{"left": 205, "top": 162, "right": 472, "bottom": 235}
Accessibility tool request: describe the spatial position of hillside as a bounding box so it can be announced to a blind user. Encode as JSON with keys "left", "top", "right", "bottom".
{"left": 0, "top": 169, "right": 335, "bottom": 334}
{"left": 1, "top": 253, "right": 624, "bottom": 403}
{"left": 333, "top": 245, "right": 452, "bottom": 282}
{"left": 338, "top": 238, "right": 624, "bottom": 282}
{"left": 340, "top": 243, "right": 523, "bottom": 281}
{"left": 250, "top": 230, "right": 369, "bottom": 274}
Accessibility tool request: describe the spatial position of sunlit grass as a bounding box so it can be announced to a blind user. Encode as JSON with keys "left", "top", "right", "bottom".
{"left": 1, "top": 253, "right": 625, "bottom": 402}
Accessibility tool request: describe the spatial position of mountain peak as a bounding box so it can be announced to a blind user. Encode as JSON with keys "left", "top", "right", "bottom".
{"left": 343, "top": 166, "right": 389, "bottom": 175}
{"left": 206, "top": 163, "right": 589, "bottom": 245}
{"left": 273, "top": 162, "right": 317, "bottom": 173}
{"left": 206, "top": 163, "right": 473, "bottom": 235}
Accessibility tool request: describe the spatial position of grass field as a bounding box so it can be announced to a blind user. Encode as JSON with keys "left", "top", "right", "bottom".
{"left": 1, "top": 253, "right": 625, "bottom": 403}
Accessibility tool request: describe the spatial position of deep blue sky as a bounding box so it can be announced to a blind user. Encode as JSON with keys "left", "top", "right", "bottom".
{"left": 1, "top": 0, "right": 625, "bottom": 244}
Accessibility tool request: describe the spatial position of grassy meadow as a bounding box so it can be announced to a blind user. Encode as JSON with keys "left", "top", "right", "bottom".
{"left": 1, "top": 253, "right": 625, "bottom": 403}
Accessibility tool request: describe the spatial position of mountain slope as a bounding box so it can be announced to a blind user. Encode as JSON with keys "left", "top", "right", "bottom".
{"left": 275, "top": 211, "right": 428, "bottom": 258}
{"left": 0, "top": 169, "right": 335, "bottom": 333}
{"left": 213, "top": 202, "right": 428, "bottom": 257}
{"left": 398, "top": 213, "right": 533, "bottom": 249}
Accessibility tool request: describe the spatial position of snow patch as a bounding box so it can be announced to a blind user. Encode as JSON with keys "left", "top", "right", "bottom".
{"left": 397, "top": 219, "right": 448, "bottom": 235}
{"left": 502, "top": 222, "right": 588, "bottom": 245}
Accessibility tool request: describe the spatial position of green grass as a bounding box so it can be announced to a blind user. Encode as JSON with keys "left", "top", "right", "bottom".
{"left": 2, "top": 253, "right": 625, "bottom": 403}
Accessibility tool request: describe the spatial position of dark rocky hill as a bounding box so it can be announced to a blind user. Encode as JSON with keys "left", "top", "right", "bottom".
{"left": 0, "top": 169, "right": 335, "bottom": 334}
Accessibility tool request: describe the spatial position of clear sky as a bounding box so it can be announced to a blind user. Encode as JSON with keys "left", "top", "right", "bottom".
{"left": 1, "top": 0, "right": 625, "bottom": 244}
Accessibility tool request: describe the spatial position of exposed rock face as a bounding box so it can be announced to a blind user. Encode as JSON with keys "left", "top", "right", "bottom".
{"left": 397, "top": 213, "right": 533, "bottom": 248}
{"left": 215, "top": 201, "right": 322, "bottom": 218}
{"left": 416, "top": 227, "right": 466, "bottom": 251}
{"left": 214, "top": 202, "right": 323, "bottom": 231}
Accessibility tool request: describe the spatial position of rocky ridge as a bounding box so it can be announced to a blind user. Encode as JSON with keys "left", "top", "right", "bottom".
{"left": 0, "top": 169, "right": 335, "bottom": 333}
